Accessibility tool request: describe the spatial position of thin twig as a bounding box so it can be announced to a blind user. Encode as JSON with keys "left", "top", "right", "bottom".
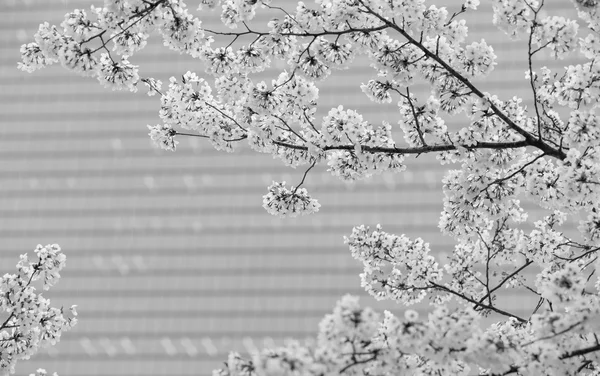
{"left": 292, "top": 160, "right": 317, "bottom": 194}
{"left": 429, "top": 282, "right": 527, "bottom": 323}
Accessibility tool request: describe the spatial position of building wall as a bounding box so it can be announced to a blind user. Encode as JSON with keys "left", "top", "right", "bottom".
{"left": 0, "top": 1, "right": 582, "bottom": 375}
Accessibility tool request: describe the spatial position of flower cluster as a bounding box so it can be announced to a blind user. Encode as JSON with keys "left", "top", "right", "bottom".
{"left": 212, "top": 293, "right": 600, "bottom": 376}
{"left": 17, "top": 43, "right": 53, "bottom": 73}
{"left": 19, "top": 1, "right": 212, "bottom": 91}
{"left": 262, "top": 181, "right": 321, "bottom": 218}
{"left": 28, "top": 369, "right": 58, "bottom": 376}
{"left": 579, "top": 208, "right": 600, "bottom": 245}
{"left": 21, "top": 0, "right": 600, "bottom": 373}
{"left": 345, "top": 224, "right": 443, "bottom": 305}
{"left": 316, "top": 294, "right": 380, "bottom": 372}
{"left": 566, "top": 109, "right": 599, "bottom": 148}
{"left": 220, "top": 0, "right": 260, "bottom": 29}
{"left": 398, "top": 95, "right": 448, "bottom": 146}
{"left": 491, "top": 0, "right": 536, "bottom": 38}
{"left": 361, "top": 79, "right": 394, "bottom": 104}
{"left": 518, "top": 211, "right": 571, "bottom": 266}
{"left": 461, "top": 39, "right": 497, "bottom": 77}
{"left": 147, "top": 124, "right": 178, "bottom": 151}
{"left": 536, "top": 262, "right": 586, "bottom": 306}
{"left": 532, "top": 16, "right": 580, "bottom": 59}
{"left": 1, "top": 245, "right": 76, "bottom": 375}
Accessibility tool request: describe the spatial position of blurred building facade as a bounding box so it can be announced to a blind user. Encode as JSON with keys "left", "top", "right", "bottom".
{"left": 0, "top": 1, "right": 582, "bottom": 375}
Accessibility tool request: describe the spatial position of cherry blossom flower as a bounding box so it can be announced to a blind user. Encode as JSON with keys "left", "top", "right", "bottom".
{"left": 1, "top": 245, "right": 75, "bottom": 375}
{"left": 262, "top": 181, "right": 321, "bottom": 217}
{"left": 19, "top": 0, "right": 600, "bottom": 373}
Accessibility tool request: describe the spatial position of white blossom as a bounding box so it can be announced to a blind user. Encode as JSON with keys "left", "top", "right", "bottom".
{"left": 262, "top": 181, "right": 321, "bottom": 217}
{"left": 18, "top": 0, "right": 600, "bottom": 374}
{"left": 1, "top": 246, "right": 75, "bottom": 375}
{"left": 532, "top": 16, "right": 579, "bottom": 59}
{"left": 147, "top": 124, "right": 178, "bottom": 151}
{"left": 17, "top": 43, "right": 53, "bottom": 73}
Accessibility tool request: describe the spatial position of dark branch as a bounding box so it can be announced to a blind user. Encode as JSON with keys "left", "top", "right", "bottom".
{"left": 562, "top": 344, "right": 600, "bottom": 359}
{"left": 477, "top": 260, "right": 534, "bottom": 308}
{"left": 429, "top": 282, "right": 527, "bottom": 323}
{"left": 204, "top": 24, "right": 389, "bottom": 38}
{"left": 357, "top": 0, "right": 567, "bottom": 161}
{"left": 272, "top": 139, "right": 530, "bottom": 155}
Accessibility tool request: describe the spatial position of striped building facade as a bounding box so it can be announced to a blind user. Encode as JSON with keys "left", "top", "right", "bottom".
{"left": 1, "top": 1, "right": 583, "bottom": 375}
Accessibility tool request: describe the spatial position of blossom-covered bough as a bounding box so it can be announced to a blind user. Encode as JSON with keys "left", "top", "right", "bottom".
{"left": 0, "top": 245, "right": 77, "bottom": 376}
{"left": 17, "top": 0, "right": 600, "bottom": 374}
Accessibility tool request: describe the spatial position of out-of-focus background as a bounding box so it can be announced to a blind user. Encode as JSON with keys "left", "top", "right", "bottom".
{"left": 0, "top": 1, "right": 583, "bottom": 375}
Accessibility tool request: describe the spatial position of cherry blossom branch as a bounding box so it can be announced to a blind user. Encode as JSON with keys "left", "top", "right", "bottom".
{"left": 357, "top": 0, "right": 567, "bottom": 161}
{"left": 404, "top": 88, "right": 427, "bottom": 146}
{"left": 260, "top": 2, "right": 299, "bottom": 24}
{"left": 173, "top": 131, "right": 245, "bottom": 143}
{"left": 173, "top": 130, "right": 531, "bottom": 155}
{"left": 562, "top": 343, "right": 600, "bottom": 359}
{"left": 338, "top": 340, "right": 380, "bottom": 375}
{"left": 84, "top": 0, "right": 168, "bottom": 52}
{"left": 275, "top": 115, "right": 307, "bottom": 142}
{"left": 272, "top": 139, "right": 529, "bottom": 155}
{"left": 338, "top": 353, "right": 379, "bottom": 374}
{"left": 204, "top": 101, "right": 248, "bottom": 132}
{"left": 480, "top": 230, "right": 493, "bottom": 307}
{"left": 0, "top": 262, "right": 41, "bottom": 331}
{"left": 173, "top": 131, "right": 209, "bottom": 138}
{"left": 429, "top": 282, "right": 527, "bottom": 323}
{"left": 0, "top": 314, "right": 15, "bottom": 332}
{"left": 292, "top": 160, "right": 317, "bottom": 194}
{"left": 172, "top": 131, "right": 437, "bottom": 156}
{"left": 555, "top": 246, "right": 600, "bottom": 262}
{"left": 526, "top": 3, "right": 545, "bottom": 140}
{"left": 445, "top": 4, "right": 467, "bottom": 26}
{"left": 477, "top": 260, "right": 534, "bottom": 309}
{"left": 19, "top": 1, "right": 600, "bottom": 374}
{"left": 521, "top": 320, "right": 583, "bottom": 347}
{"left": 203, "top": 24, "right": 389, "bottom": 38}
{"left": 476, "top": 153, "right": 547, "bottom": 198}
{"left": 494, "top": 343, "right": 600, "bottom": 376}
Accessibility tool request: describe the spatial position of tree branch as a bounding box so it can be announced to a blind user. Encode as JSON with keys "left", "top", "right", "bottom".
{"left": 204, "top": 24, "right": 389, "bottom": 38}
{"left": 356, "top": 0, "right": 567, "bottom": 161}
{"left": 562, "top": 344, "right": 600, "bottom": 359}
{"left": 272, "top": 139, "right": 529, "bottom": 155}
{"left": 477, "top": 260, "right": 534, "bottom": 308}
{"left": 429, "top": 282, "right": 527, "bottom": 323}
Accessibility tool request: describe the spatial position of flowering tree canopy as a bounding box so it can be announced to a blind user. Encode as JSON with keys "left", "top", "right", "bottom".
{"left": 17, "top": 0, "right": 600, "bottom": 374}
{"left": 0, "top": 245, "right": 77, "bottom": 376}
